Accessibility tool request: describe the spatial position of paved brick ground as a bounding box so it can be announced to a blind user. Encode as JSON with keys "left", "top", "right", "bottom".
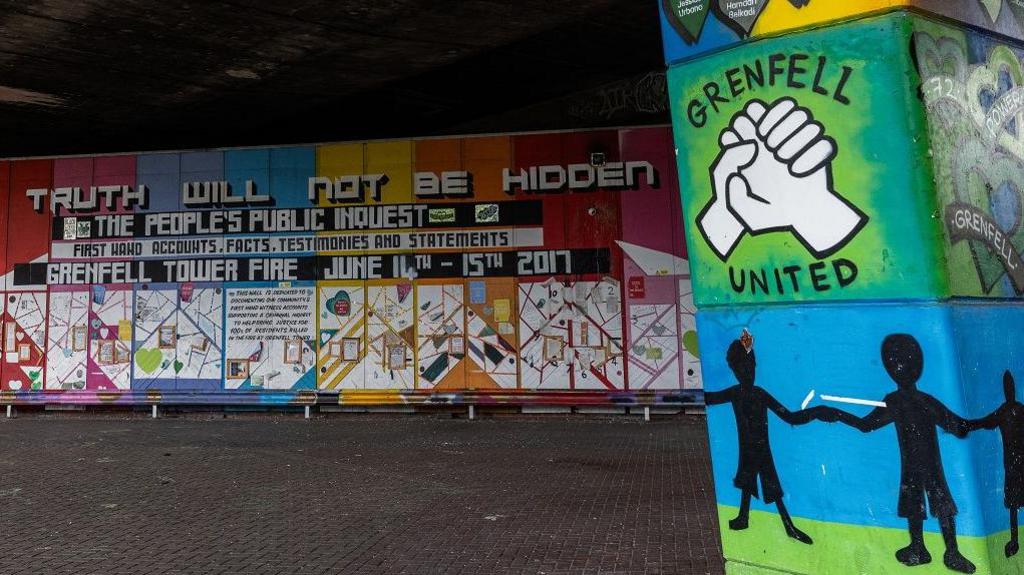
{"left": 0, "top": 413, "right": 722, "bottom": 575}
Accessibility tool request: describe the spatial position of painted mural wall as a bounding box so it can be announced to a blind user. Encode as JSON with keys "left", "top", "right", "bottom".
{"left": 915, "top": 17, "right": 1024, "bottom": 299}
{"left": 667, "top": 14, "right": 948, "bottom": 308}
{"left": 665, "top": 6, "right": 1024, "bottom": 575}
{"left": 0, "top": 126, "right": 702, "bottom": 400}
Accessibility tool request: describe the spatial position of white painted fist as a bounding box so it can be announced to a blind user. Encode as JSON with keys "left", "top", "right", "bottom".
{"left": 697, "top": 97, "right": 867, "bottom": 260}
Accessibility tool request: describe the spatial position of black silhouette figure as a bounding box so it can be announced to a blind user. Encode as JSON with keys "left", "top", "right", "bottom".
{"left": 968, "top": 370, "right": 1024, "bottom": 558}
{"left": 826, "top": 334, "right": 975, "bottom": 574}
{"left": 705, "top": 330, "right": 827, "bottom": 545}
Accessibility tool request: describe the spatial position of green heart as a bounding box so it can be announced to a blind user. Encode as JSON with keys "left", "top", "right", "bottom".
{"left": 980, "top": 0, "right": 1002, "bottom": 23}
{"left": 1010, "top": 0, "right": 1024, "bottom": 27}
{"left": 682, "top": 330, "right": 700, "bottom": 359}
{"left": 135, "top": 348, "right": 162, "bottom": 374}
{"left": 173, "top": 360, "right": 184, "bottom": 374}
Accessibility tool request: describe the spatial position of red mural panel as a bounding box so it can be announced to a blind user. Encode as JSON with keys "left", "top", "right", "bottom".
{"left": 5, "top": 160, "right": 52, "bottom": 391}
{"left": 8, "top": 160, "right": 52, "bottom": 277}
{"left": 619, "top": 127, "right": 677, "bottom": 254}
{"left": 512, "top": 133, "right": 565, "bottom": 262}
{"left": 53, "top": 157, "right": 93, "bottom": 217}
{"left": 563, "top": 130, "right": 622, "bottom": 280}
{"left": 0, "top": 162, "right": 10, "bottom": 289}
{"left": 94, "top": 155, "right": 136, "bottom": 213}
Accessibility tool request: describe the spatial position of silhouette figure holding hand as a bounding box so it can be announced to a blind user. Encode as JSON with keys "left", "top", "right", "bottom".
{"left": 828, "top": 334, "right": 975, "bottom": 574}
{"left": 705, "top": 330, "right": 829, "bottom": 544}
{"left": 968, "top": 370, "right": 1024, "bottom": 558}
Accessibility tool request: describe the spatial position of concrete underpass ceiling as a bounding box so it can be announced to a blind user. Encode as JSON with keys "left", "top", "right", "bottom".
{"left": 0, "top": 0, "right": 667, "bottom": 157}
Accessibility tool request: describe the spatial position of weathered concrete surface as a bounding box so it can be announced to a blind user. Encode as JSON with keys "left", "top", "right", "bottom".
{"left": 0, "top": 1, "right": 665, "bottom": 156}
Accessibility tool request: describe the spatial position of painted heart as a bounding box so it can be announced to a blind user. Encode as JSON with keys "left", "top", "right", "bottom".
{"left": 713, "top": 0, "right": 768, "bottom": 38}
{"left": 135, "top": 348, "right": 162, "bottom": 374}
{"left": 396, "top": 282, "right": 413, "bottom": 303}
{"left": 682, "top": 330, "right": 700, "bottom": 358}
{"left": 1010, "top": 0, "right": 1024, "bottom": 27}
{"left": 951, "top": 140, "right": 1024, "bottom": 293}
{"left": 100, "top": 328, "right": 110, "bottom": 339}
{"left": 173, "top": 360, "right": 184, "bottom": 374}
{"left": 661, "top": 0, "right": 711, "bottom": 45}
{"left": 980, "top": 0, "right": 1003, "bottom": 23}
{"left": 965, "top": 47, "right": 1024, "bottom": 158}
{"left": 14, "top": 332, "right": 23, "bottom": 341}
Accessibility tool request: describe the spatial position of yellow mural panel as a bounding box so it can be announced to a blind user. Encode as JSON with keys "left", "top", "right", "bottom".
{"left": 315, "top": 143, "right": 364, "bottom": 207}
{"left": 753, "top": 1, "right": 896, "bottom": 35}
{"left": 365, "top": 140, "right": 414, "bottom": 204}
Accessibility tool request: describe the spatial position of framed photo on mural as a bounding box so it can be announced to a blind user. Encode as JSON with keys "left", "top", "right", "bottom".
{"left": 226, "top": 359, "right": 249, "bottom": 380}
{"left": 327, "top": 340, "right": 342, "bottom": 359}
{"left": 606, "top": 337, "right": 623, "bottom": 358}
{"left": 387, "top": 344, "right": 406, "bottom": 370}
{"left": 97, "top": 340, "right": 115, "bottom": 365}
{"left": 72, "top": 325, "right": 88, "bottom": 352}
{"left": 16, "top": 343, "right": 31, "bottom": 363}
{"left": 191, "top": 335, "right": 209, "bottom": 352}
{"left": 342, "top": 338, "right": 360, "bottom": 362}
{"left": 158, "top": 325, "right": 176, "bottom": 349}
{"left": 115, "top": 343, "right": 130, "bottom": 364}
{"left": 283, "top": 339, "right": 303, "bottom": 364}
{"left": 543, "top": 335, "right": 565, "bottom": 363}
{"left": 449, "top": 336, "right": 465, "bottom": 356}
{"left": 4, "top": 321, "right": 15, "bottom": 352}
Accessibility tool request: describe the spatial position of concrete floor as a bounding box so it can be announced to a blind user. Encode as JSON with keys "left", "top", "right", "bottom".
{"left": 0, "top": 413, "right": 722, "bottom": 575}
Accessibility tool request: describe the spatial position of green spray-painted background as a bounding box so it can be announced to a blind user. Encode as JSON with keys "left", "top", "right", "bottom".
{"left": 668, "top": 14, "right": 948, "bottom": 308}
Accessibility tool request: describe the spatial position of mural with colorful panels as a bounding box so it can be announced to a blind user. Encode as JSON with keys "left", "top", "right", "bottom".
{"left": 659, "top": 0, "right": 1024, "bottom": 66}
{"left": 0, "top": 126, "right": 702, "bottom": 399}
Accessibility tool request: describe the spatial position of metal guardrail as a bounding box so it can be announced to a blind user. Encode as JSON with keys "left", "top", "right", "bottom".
{"left": 0, "top": 389, "right": 704, "bottom": 408}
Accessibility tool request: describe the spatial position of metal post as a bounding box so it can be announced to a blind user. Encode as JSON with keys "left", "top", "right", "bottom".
{"left": 644, "top": 406, "right": 650, "bottom": 422}
{"left": 151, "top": 405, "right": 158, "bottom": 419}
{"left": 304, "top": 405, "right": 311, "bottom": 419}
{"left": 468, "top": 405, "right": 476, "bottom": 420}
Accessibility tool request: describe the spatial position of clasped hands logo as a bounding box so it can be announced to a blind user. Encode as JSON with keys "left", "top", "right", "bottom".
{"left": 696, "top": 97, "right": 867, "bottom": 261}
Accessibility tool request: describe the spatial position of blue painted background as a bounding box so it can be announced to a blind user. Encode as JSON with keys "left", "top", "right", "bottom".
{"left": 697, "top": 303, "right": 1024, "bottom": 537}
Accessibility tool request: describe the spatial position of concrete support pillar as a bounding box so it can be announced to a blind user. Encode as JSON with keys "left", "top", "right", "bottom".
{"left": 660, "top": 3, "right": 1024, "bottom": 574}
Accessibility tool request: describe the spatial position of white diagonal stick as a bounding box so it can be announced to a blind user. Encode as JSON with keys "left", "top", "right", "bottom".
{"left": 800, "top": 389, "right": 815, "bottom": 410}
{"left": 820, "top": 394, "right": 887, "bottom": 408}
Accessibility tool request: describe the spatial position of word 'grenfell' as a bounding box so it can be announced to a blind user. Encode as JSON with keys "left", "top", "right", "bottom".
{"left": 687, "top": 52, "right": 854, "bottom": 128}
